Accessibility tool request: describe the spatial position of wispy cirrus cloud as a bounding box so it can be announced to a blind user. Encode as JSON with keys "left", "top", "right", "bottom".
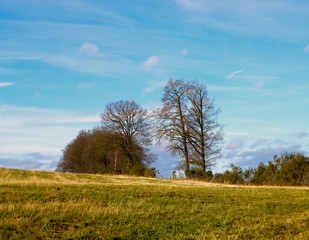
{"left": 227, "top": 68, "right": 245, "bottom": 79}
{"left": 0, "top": 105, "right": 100, "bottom": 126}
{"left": 0, "top": 145, "right": 61, "bottom": 155}
{"left": 143, "top": 80, "right": 166, "bottom": 93}
{"left": 0, "top": 82, "right": 14, "bottom": 87}
{"left": 57, "top": 0, "right": 134, "bottom": 25}
{"left": 79, "top": 42, "right": 99, "bottom": 55}
{"left": 175, "top": 0, "right": 309, "bottom": 40}
{"left": 42, "top": 54, "right": 117, "bottom": 77}
{"left": 0, "top": 56, "right": 41, "bottom": 60}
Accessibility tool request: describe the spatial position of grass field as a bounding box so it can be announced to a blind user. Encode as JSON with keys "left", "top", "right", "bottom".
{"left": 0, "top": 167, "right": 309, "bottom": 239}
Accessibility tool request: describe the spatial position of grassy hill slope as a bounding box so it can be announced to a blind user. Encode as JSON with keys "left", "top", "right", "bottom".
{"left": 1, "top": 167, "right": 309, "bottom": 239}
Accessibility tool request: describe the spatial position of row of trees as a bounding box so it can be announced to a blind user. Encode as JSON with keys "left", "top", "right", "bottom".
{"left": 56, "top": 80, "right": 223, "bottom": 178}
{"left": 213, "top": 152, "right": 309, "bottom": 186}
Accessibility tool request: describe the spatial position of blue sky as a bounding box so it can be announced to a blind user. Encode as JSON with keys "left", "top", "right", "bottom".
{"left": 0, "top": 0, "right": 309, "bottom": 174}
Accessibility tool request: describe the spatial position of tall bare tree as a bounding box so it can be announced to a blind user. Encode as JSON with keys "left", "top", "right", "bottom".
{"left": 100, "top": 100, "right": 153, "bottom": 171}
{"left": 186, "top": 82, "right": 223, "bottom": 178}
{"left": 155, "top": 79, "right": 192, "bottom": 179}
{"left": 155, "top": 80, "right": 223, "bottom": 179}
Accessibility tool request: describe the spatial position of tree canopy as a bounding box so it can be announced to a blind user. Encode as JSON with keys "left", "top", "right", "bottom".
{"left": 56, "top": 100, "right": 155, "bottom": 176}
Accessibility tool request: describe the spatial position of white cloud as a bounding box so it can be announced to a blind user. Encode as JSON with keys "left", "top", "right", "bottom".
{"left": 227, "top": 68, "right": 245, "bottom": 79}
{"left": 226, "top": 140, "right": 244, "bottom": 150}
{"left": 254, "top": 81, "right": 264, "bottom": 89}
{"left": 296, "top": 131, "right": 308, "bottom": 138}
{"left": 304, "top": 44, "right": 309, "bottom": 52}
{"left": 79, "top": 42, "right": 99, "bottom": 55}
{"left": 142, "top": 56, "right": 159, "bottom": 69}
{"left": 181, "top": 49, "right": 188, "bottom": 56}
{"left": 0, "top": 82, "right": 14, "bottom": 87}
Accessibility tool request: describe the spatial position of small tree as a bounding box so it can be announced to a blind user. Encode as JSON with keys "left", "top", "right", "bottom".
{"left": 275, "top": 152, "right": 309, "bottom": 185}
{"left": 243, "top": 167, "right": 254, "bottom": 183}
{"left": 250, "top": 163, "right": 267, "bottom": 185}
{"left": 222, "top": 164, "right": 244, "bottom": 184}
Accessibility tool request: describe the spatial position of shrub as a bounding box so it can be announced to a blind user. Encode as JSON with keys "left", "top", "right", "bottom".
{"left": 204, "top": 170, "right": 213, "bottom": 182}
{"left": 144, "top": 168, "right": 158, "bottom": 178}
{"left": 222, "top": 164, "right": 244, "bottom": 184}
{"left": 213, "top": 173, "right": 224, "bottom": 183}
{"left": 250, "top": 163, "right": 267, "bottom": 185}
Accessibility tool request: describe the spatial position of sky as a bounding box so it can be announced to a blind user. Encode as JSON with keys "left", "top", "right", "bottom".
{"left": 0, "top": 0, "right": 309, "bottom": 174}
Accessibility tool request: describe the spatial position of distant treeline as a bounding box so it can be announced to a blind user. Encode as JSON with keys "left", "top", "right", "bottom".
{"left": 192, "top": 152, "right": 308, "bottom": 186}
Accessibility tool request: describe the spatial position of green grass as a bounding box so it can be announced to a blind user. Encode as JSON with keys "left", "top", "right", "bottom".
{"left": 1, "top": 168, "right": 309, "bottom": 239}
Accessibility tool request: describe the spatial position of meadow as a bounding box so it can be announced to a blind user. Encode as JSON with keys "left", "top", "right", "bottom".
{"left": 0, "top": 167, "right": 309, "bottom": 239}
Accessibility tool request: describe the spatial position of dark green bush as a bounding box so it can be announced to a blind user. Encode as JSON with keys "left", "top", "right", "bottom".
{"left": 222, "top": 164, "right": 244, "bottom": 184}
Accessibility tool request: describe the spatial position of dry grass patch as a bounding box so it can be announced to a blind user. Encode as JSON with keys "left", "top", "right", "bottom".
{"left": 1, "top": 167, "right": 309, "bottom": 239}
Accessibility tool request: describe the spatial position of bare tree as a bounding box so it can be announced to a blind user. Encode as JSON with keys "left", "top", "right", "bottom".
{"left": 185, "top": 82, "right": 223, "bottom": 177}
{"left": 101, "top": 100, "right": 153, "bottom": 171}
{"left": 155, "top": 80, "right": 223, "bottom": 179}
{"left": 155, "top": 79, "right": 192, "bottom": 179}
